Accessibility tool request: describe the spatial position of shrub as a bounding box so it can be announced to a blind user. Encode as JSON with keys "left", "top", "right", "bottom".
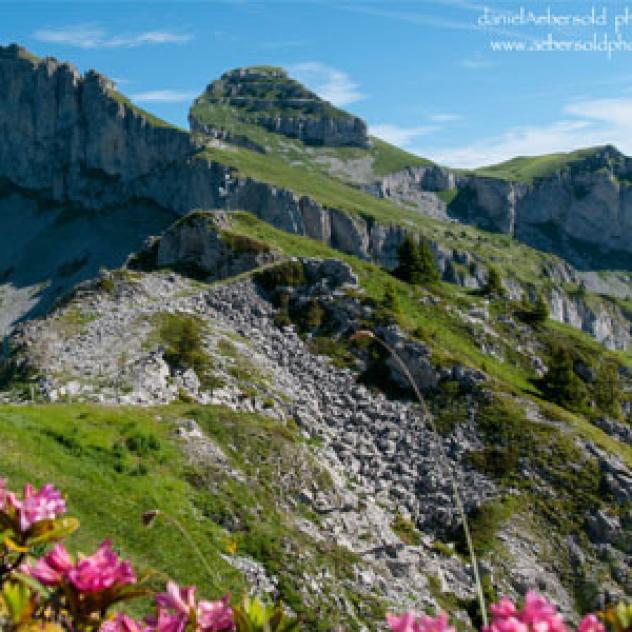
{"left": 157, "top": 313, "right": 212, "bottom": 382}
{"left": 255, "top": 261, "right": 306, "bottom": 292}
{"left": 381, "top": 283, "right": 400, "bottom": 314}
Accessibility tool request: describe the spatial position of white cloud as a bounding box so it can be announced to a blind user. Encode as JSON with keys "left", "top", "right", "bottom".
{"left": 33, "top": 24, "right": 192, "bottom": 49}
{"left": 564, "top": 97, "right": 632, "bottom": 128}
{"left": 423, "top": 96, "right": 632, "bottom": 168}
{"left": 428, "top": 113, "right": 462, "bottom": 123}
{"left": 369, "top": 123, "right": 439, "bottom": 146}
{"left": 290, "top": 62, "right": 363, "bottom": 107}
{"left": 462, "top": 56, "right": 496, "bottom": 70}
{"left": 130, "top": 89, "right": 197, "bottom": 103}
{"left": 427, "top": 120, "right": 594, "bottom": 168}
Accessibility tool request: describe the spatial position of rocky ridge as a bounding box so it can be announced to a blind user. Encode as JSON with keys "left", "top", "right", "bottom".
{"left": 0, "top": 45, "right": 630, "bottom": 350}
{"left": 7, "top": 265, "right": 498, "bottom": 619}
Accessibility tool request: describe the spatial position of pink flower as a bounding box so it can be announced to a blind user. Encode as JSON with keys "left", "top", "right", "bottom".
{"left": 146, "top": 609, "right": 187, "bottom": 632}
{"left": 416, "top": 613, "right": 456, "bottom": 632}
{"left": 9, "top": 483, "right": 66, "bottom": 532}
{"left": 197, "top": 596, "right": 234, "bottom": 632}
{"left": 26, "top": 543, "right": 74, "bottom": 585}
{"left": 386, "top": 612, "right": 454, "bottom": 632}
{"left": 387, "top": 612, "right": 418, "bottom": 632}
{"left": 491, "top": 597, "right": 519, "bottom": 620}
{"left": 100, "top": 614, "right": 145, "bottom": 632}
{"left": 156, "top": 581, "right": 198, "bottom": 616}
{"left": 486, "top": 592, "right": 567, "bottom": 632}
{"left": 0, "top": 479, "right": 8, "bottom": 511}
{"left": 518, "top": 592, "right": 566, "bottom": 632}
{"left": 578, "top": 615, "right": 605, "bottom": 632}
{"left": 153, "top": 582, "right": 234, "bottom": 632}
{"left": 67, "top": 540, "right": 136, "bottom": 593}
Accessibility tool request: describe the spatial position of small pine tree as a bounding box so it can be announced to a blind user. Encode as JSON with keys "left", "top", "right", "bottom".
{"left": 483, "top": 265, "right": 504, "bottom": 297}
{"left": 303, "top": 299, "right": 325, "bottom": 330}
{"left": 543, "top": 346, "right": 587, "bottom": 409}
{"left": 394, "top": 235, "right": 439, "bottom": 285}
{"left": 382, "top": 283, "right": 400, "bottom": 314}
{"left": 594, "top": 359, "right": 622, "bottom": 417}
{"left": 531, "top": 292, "right": 549, "bottom": 324}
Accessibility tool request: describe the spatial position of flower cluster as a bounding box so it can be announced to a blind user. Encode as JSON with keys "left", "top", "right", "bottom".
{"left": 484, "top": 592, "right": 605, "bottom": 632}
{"left": 0, "top": 478, "right": 66, "bottom": 532}
{"left": 387, "top": 593, "right": 609, "bottom": 632}
{"left": 26, "top": 540, "right": 136, "bottom": 593}
{"left": 150, "top": 581, "right": 234, "bottom": 632}
{"left": 97, "top": 581, "right": 235, "bottom": 632}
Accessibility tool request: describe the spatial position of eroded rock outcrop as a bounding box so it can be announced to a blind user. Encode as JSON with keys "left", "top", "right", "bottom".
{"left": 132, "top": 210, "right": 278, "bottom": 280}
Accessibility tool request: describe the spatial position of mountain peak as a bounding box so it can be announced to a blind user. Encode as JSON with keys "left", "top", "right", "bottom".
{"left": 189, "top": 65, "right": 369, "bottom": 148}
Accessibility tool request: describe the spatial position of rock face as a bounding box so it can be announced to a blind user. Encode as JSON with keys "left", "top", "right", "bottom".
{"left": 450, "top": 147, "right": 632, "bottom": 266}
{"left": 365, "top": 165, "right": 456, "bottom": 219}
{"left": 0, "top": 44, "right": 193, "bottom": 204}
{"left": 371, "top": 147, "right": 632, "bottom": 267}
{"left": 189, "top": 66, "right": 369, "bottom": 148}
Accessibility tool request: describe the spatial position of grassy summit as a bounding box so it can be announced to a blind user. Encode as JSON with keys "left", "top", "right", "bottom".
{"left": 192, "top": 65, "right": 355, "bottom": 123}
{"left": 463, "top": 145, "right": 624, "bottom": 183}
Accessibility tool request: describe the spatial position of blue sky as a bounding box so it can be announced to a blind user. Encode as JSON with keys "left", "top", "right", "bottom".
{"left": 4, "top": 0, "right": 632, "bottom": 167}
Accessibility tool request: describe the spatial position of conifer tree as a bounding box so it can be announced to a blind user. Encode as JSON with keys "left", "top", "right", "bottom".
{"left": 483, "top": 265, "right": 504, "bottom": 297}
{"left": 531, "top": 292, "right": 549, "bottom": 324}
{"left": 543, "top": 346, "right": 587, "bottom": 409}
{"left": 594, "top": 359, "right": 622, "bottom": 417}
{"left": 394, "top": 235, "right": 439, "bottom": 285}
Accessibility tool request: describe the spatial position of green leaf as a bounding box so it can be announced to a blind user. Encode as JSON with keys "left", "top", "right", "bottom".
{"left": 616, "top": 602, "right": 632, "bottom": 631}
{"left": 2, "top": 580, "right": 31, "bottom": 624}
{"left": 26, "top": 517, "right": 79, "bottom": 546}
{"left": 11, "top": 572, "right": 52, "bottom": 600}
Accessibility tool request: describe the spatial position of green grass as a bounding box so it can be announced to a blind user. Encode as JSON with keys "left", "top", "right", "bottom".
{"left": 367, "top": 137, "right": 433, "bottom": 176}
{"left": 107, "top": 88, "right": 181, "bottom": 130}
{"left": 0, "top": 404, "right": 243, "bottom": 603}
{"left": 462, "top": 146, "right": 614, "bottom": 183}
{"left": 0, "top": 402, "right": 381, "bottom": 628}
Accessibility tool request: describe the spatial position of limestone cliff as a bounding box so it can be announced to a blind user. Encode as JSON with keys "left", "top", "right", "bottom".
{"left": 0, "top": 44, "right": 193, "bottom": 205}
{"left": 374, "top": 146, "right": 632, "bottom": 268}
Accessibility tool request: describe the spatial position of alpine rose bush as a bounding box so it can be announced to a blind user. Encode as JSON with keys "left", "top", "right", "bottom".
{"left": 0, "top": 476, "right": 629, "bottom": 632}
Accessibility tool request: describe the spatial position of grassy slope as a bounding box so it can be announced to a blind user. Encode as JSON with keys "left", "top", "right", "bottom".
{"left": 0, "top": 404, "right": 242, "bottom": 598}
{"left": 461, "top": 146, "right": 610, "bottom": 183}
{"left": 0, "top": 402, "right": 370, "bottom": 628}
